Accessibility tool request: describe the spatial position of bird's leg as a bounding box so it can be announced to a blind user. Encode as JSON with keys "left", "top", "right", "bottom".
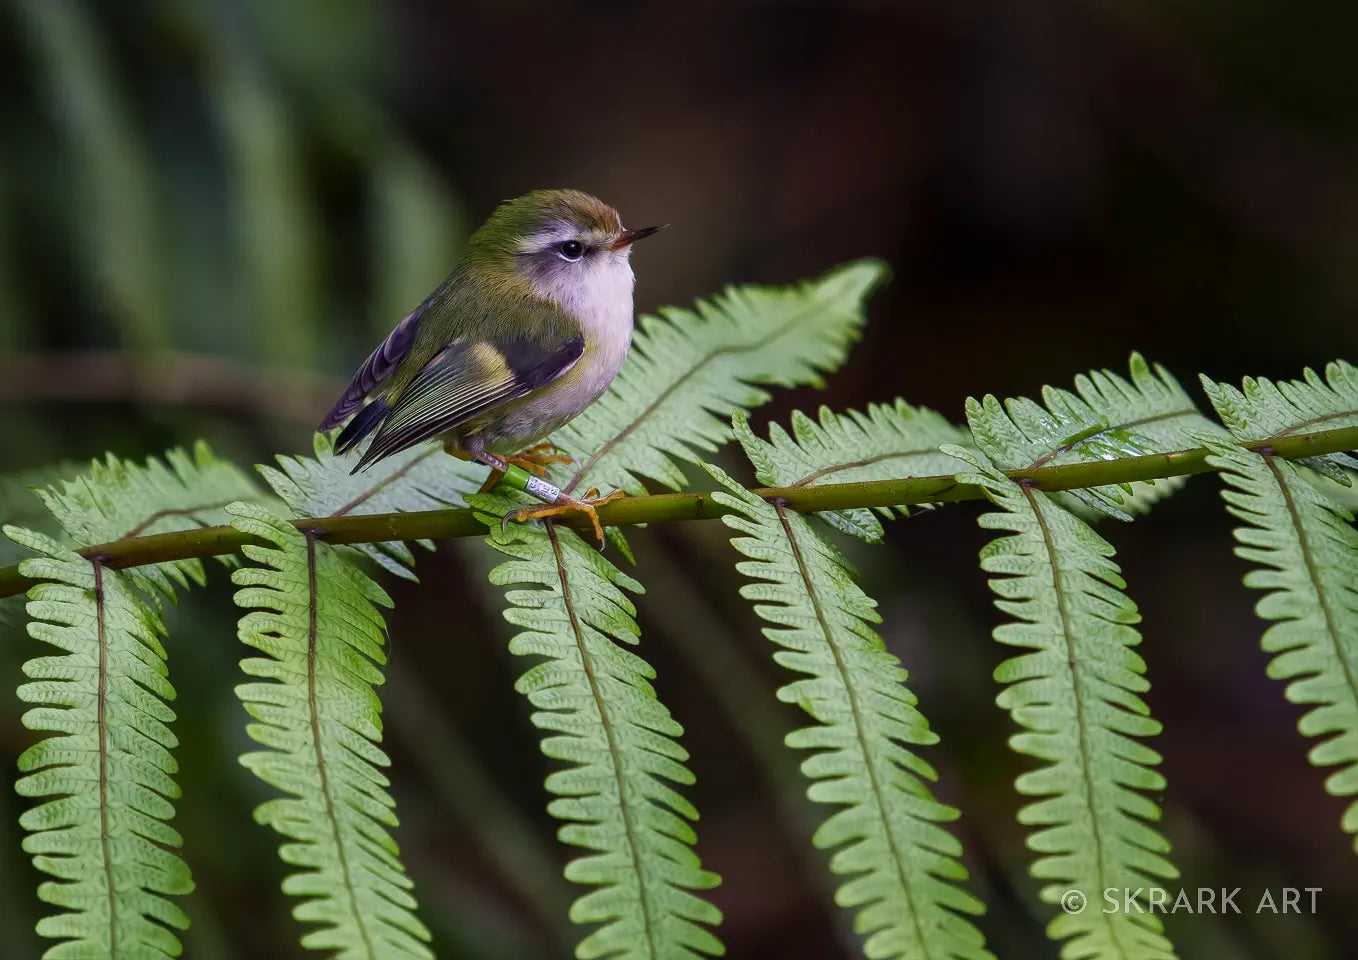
{"left": 465, "top": 441, "right": 572, "bottom": 493}
{"left": 449, "top": 436, "right": 509, "bottom": 493}
{"left": 477, "top": 466, "right": 506, "bottom": 495}
{"left": 475, "top": 453, "right": 622, "bottom": 548}
{"left": 462, "top": 436, "right": 619, "bottom": 547}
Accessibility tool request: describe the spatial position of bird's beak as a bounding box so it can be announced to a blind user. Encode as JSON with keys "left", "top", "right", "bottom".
{"left": 610, "top": 224, "right": 668, "bottom": 250}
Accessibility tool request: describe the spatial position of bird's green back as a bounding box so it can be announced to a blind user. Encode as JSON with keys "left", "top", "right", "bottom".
{"left": 381, "top": 262, "right": 581, "bottom": 402}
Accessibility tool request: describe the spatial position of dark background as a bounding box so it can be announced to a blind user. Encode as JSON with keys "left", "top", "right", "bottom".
{"left": 1, "top": 1, "right": 1356, "bottom": 957}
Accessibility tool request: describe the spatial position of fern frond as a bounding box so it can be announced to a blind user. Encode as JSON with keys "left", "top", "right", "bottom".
{"left": 35, "top": 442, "right": 265, "bottom": 596}
{"left": 262, "top": 432, "right": 484, "bottom": 578}
{"left": 551, "top": 259, "right": 885, "bottom": 497}
{"left": 1201, "top": 361, "right": 1358, "bottom": 481}
{"left": 1200, "top": 370, "right": 1358, "bottom": 851}
{"left": 703, "top": 462, "right": 990, "bottom": 960}
{"left": 948, "top": 438, "right": 1177, "bottom": 959}
{"left": 968, "top": 352, "right": 1220, "bottom": 520}
{"left": 732, "top": 402, "right": 971, "bottom": 542}
{"left": 3, "top": 524, "right": 192, "bottom": 959}
{"left": 474, "top": 496, "right": 723, "bottom": 960}
{"left": 228, "top": 502, "right": 432, "bottom": 959}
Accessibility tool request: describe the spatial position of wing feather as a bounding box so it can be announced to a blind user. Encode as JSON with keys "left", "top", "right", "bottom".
{"left": 318, "top": 307, "right": 424, "bottom": 431}
{"left": 350, "top": 335, "right": 584, "bottom": 473}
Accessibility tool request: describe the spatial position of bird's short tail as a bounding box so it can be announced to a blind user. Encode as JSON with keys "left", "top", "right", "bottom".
{"left": 334, "top": 399, "right": 390, "bottom": 461}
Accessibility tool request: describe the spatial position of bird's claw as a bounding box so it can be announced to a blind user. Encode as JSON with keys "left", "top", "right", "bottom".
{"left": 499, "top": 489, "right": 625, "bottom": 548}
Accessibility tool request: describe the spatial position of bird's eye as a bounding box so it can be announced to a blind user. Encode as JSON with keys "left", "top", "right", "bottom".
{"left": 557, "top": 240, "right": 585, "bottom": 262}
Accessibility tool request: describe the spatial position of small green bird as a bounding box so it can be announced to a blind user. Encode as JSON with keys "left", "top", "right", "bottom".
{"left": 319, "top": 188, "right": 664, "bottom": 541}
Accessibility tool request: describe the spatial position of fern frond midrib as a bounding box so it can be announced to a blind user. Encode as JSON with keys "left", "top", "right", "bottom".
{"left": 1026, "top": 408, "right": 1199, "bottom": 470}
{"left": 565, "top": 297, "right": 833, "bottom": 495}
{"left": 93, "top": 559, "right": 118, "bottom": 957}
{"left": 304, "top": 531, "right": 379, "bottom": 958}
{"left": 1269, "top": 407, "right": 1358, "bottom": 440}
{"left": 785, "top": 446, "right": 948, "bottom": 488}
{"left": 1022, "top": 485, "right": 1126, "bottom": 954}
{"left": 120, "top": 497, "right": 244, "bottom": 539}
{"left": 1262, "top": 455, "right": 1358, "bottom": 702}
{"left": 332, "top": 449, "right": 441, "bottom": 518}
{"left": 545, "top": 522, "right": 660, "bottom": 957}
{"left": 771, "top": 501, "right": 931, "bottom": 956}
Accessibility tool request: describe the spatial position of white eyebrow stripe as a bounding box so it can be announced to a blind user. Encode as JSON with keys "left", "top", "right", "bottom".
{"left": 519, "top": 221, "right": 615, "bottom": 253}
{"left": 520, "top": 221, "right": 575, "bottom": 251}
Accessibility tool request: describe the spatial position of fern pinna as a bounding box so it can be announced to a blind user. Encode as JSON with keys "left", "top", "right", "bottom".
{"left": 1, "top": 444, "right": 260, "bottom": 958}
{"left": 948, "top": 358, "right": 1226, "bottom": 960}
{"left": 477, "top": 502, "right": 722, "bottom": 959}
{"left": 5, "top": 527, "right": 192, "bottom": 959}
{"left": 230, "top": 503, "right": 432, "bottom": 958}
{"left": 1201, "top": 364, "right": 1358, "bottom": 850}
{"left": 4, "top": 258, "right": 1358, "bottom": 960}
{"left": 706, "top": 448, "right": 991, "bottom": 960}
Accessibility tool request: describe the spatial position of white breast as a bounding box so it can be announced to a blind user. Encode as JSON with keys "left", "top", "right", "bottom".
{"left": 487, "top": 251, "right": 635, "bottom": 450}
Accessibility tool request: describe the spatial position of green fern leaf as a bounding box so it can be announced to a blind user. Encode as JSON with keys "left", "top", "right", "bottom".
{"left": 732, "top": 402, "right": 971, "bottom": 542}
{"left": 968, "top": 352, "right": 1220, "bottom": 520}
{"left": 474, "top": 496, "right": 723, "bottom": 959}
{"left": 262, "top": 432, "right": 485, "bottom": 579}
{"left": 1201, "top": 361, "right": 1358, "bottom": 481}
{"left": 549, "top": 259, "right": 886, "bottom": 498}
{"left": 703, "top": 461, "right": 991, "bottom": 960}
{"left": 35, "top": 442, "right": 265, "bottom": 597}
{"left": 946, "top": 442, "right": 1177, "bottom": 960}
{"left": 1200, "top": 369, "right": 1358, "bottom": 850}
{"left": 1, "top": 464, "right": 81, "bottom": 616}
{"left": 228, "top": 502, "right": 432, "bottom": 958}
{"left": 3, "top": 524, "right": 193, "bottom": 959}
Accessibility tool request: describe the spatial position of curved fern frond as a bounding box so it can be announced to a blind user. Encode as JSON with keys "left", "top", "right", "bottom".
{"left": 947, "top": 438, "right": 1177, "bottom": 960}
{"left": 732, "top": 402, "right": 971, "bottom": 542}
{"left": 551, "top": 259, "right": 886, "bottom": 498}
{"left": 1201, "top": 361, "right": 1358, "bottom": 481}
{"left": 474, "top": 496, "right": 723, "bottom": 960}
{"left": 968, "top": 352, "right": 1220, "bottom": 520}
{"left": 703, "top": 462, "right": 991, "bottom": 960}
{"left": 1201, "top": 369, "right": 1358, "bottom": 851}
{"left": 3, "top": 524, "right": 192, "bottom": 959}
{"left": 261, "top": 432, "right": 484, "bottom": 578}
{"left": 228, "top": 502, "right": 432, "bottom": 959}
{"left": 35, "top": 442, "right": 265, "bottom": 597}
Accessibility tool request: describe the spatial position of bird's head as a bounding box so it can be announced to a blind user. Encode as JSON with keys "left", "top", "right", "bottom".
{"left": 470, "top": 189, "right": 666, "bottom": 327}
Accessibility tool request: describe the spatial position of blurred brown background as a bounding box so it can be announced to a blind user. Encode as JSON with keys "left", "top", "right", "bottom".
{"left": 1, "top": 1, "right": 1356, "bottom": 957}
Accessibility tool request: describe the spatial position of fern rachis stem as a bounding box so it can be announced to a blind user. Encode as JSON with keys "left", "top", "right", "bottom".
{"left": 92, "top": 560, "right": 118, "bottom": 958}
{"left": 304, "top": 533, "right": 378, "bottom": 958}
{"left": 1021, "top": 487, "right": 1124, "bottom": 952}
{"left": 2, "top": 423, "right": 1355, "bottom": 600}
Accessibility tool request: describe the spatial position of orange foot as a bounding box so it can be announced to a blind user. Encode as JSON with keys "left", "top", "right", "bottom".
{"left": 501, "top": 489, "right": 625, "bottom": 548}
{"left": 507, "top": 442, "right": 574, "bottom": 477}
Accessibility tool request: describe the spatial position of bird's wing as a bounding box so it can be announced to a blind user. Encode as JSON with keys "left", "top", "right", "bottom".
{"left": 348, "top": 333, "right": 584, "bottom": 473}
{"left": 318, "top": 306, "right": 424, "bottom": 431}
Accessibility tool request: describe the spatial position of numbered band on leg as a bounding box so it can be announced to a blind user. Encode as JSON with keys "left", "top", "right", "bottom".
{"left": 525, "top": 475, "right": 562, "bottom": 503}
